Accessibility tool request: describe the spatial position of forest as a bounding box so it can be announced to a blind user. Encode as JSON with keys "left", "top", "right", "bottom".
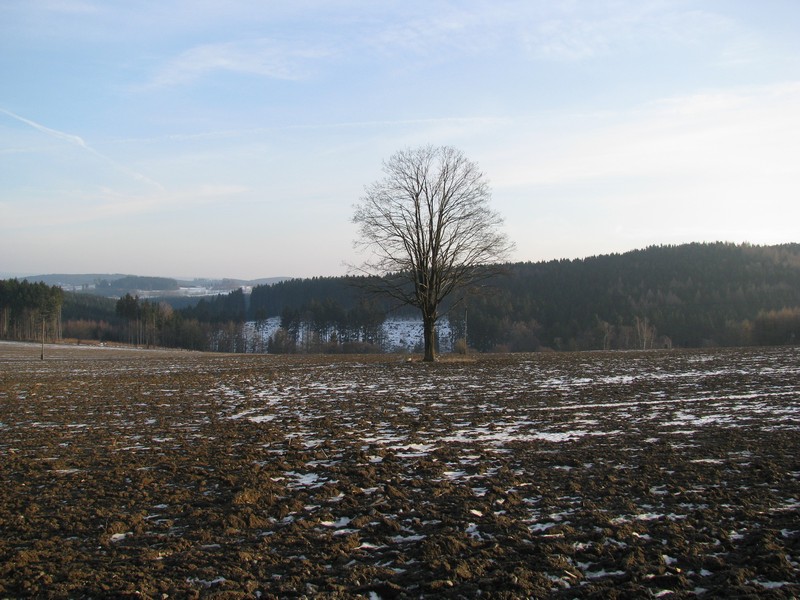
{"left": 2, "top": 242, "right": 799, "bottom": 353}
{"left": 0, "top": 279, "right": 64, "bottom": 344}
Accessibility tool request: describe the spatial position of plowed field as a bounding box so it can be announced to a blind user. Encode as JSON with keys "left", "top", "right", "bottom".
{"left": 1, "top": 342, "right": 798, "bottom": 598}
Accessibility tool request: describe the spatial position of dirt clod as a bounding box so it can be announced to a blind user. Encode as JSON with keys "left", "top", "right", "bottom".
{"left": 1, "top": 344, "right": 799, "bottom": 597}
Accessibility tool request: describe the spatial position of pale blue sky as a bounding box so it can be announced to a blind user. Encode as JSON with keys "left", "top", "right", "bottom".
{"left": 2, "top": 1, "right": 799, "bottom": 279}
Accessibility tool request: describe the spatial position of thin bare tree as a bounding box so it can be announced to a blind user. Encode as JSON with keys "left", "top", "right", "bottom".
{"left": 352, "top": 145, "right": 514, "bottom": 361}
{"left": 634, "top": 315, "right": 657, "bottom": 350}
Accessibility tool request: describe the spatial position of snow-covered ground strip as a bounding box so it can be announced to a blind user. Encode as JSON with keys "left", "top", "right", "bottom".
{"left": 243, "top": 317, "right": 453, "bottom": 353}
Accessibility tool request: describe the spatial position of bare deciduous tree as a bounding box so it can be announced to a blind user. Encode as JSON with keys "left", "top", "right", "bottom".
{"left": 352, "top": 145, "right": 514, "bottom": 361}
{"left": 634, "top": 315, "right": 657, "bottom": 350}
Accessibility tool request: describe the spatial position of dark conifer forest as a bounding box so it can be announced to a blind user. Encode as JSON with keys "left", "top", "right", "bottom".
{"left": 3, "top": 242, "right": 799, "bottom": 352}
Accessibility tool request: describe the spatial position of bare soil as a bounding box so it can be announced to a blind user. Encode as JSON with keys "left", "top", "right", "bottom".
{"left": 1, "top": 342, "right": 798, "bottom": 598}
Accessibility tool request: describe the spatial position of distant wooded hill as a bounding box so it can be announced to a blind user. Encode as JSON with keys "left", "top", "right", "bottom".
{"left": 22, "top": 274, "right": 289, "bottom": 296}
{"left": 466, "top": 242, "right": 800, "bottom": 350}
{"left": 4, "top": 242, "right": 799, "bottom": 352}
{"left": 245, "top": 242, "right": 800, "bottom": 350}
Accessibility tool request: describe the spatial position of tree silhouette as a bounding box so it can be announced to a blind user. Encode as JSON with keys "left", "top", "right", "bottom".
{"left": 352, "top": 145, "right": 513, "bottom": 361}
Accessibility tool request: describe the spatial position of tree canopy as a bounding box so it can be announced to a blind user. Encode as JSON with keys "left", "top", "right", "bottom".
{"left": 352, "top": 145, "right": 513, "bottom": 360}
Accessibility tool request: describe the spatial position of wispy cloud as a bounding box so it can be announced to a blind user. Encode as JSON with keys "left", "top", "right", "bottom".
{"left": 366, "top": 8, "right": 495, "bottom": 58}
{"left": 103, "top": 116, "right": 509, "bottom": 147}
{"left": 0, "top": 107, "right": 89, "bottom": 148}
{"left": 356, "top": 1, "right": 743, "bottom": 68}
{"left": 520, "top": 2, "right": 738, "bottom": 61}
{"left": 0, "top": 107, "right": 164, "bottom": 191}
{"left": 489, "top": 81, "right": 800, "bottom": 188}
{"left": 143, "top": 37, "right": 330, "bottom": 88}
{"left": 91, "top": 183, "right": 251, "bottom": 221}
{"left": 2, "top": 182, "right": 252, "bottom": 230}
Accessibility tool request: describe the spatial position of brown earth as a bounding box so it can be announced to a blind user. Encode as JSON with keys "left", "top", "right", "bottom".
{"left": 0, "top": 342, "right": 798, "bottom": 598}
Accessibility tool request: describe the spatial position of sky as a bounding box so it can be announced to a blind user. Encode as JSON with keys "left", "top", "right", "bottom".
{"left": 2, "top": 1, "right": 800, "bottom": 280}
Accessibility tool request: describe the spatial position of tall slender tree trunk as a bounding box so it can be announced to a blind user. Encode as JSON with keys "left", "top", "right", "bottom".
{"left": 423, "top": 313, "right": 437, "bottom": 362}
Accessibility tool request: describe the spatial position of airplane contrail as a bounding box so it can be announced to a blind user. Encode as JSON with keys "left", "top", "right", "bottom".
{"left": 0, "top": 107, "right": 89, "bottom": 148}
{"left": 0, "top": 107, "right": 164, "bottom": 191}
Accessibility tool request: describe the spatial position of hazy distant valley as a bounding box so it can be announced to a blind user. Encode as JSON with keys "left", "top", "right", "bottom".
{"left": 19, "top": 274, "right": 290, "bottom": 299}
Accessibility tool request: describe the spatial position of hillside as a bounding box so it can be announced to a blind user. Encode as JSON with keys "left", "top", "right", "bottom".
{"left": 4, "top": 242, "right": 799, "bottom": 352}
{"left": 468, "top": 242, "right": 800, "bottom": 350}
{"left": 247, "top": 242, "right": 800, "bottom": 351}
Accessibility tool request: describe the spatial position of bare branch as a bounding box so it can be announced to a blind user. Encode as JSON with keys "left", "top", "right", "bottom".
{"left": 351, "top": 145, "right": 514, "bottom": 361}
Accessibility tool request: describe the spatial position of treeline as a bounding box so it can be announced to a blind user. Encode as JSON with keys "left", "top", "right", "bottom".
{"left": 4, "top": 242, "right": 799, "bottom": 352}
{"left": 463, "top": 242, "right": 800, "bottom": 351}
{"left": 59, "top": 293, "right": 238, "bottom": 352}
{"left": 242, "top": 242, "right": 800, "bottom": 351}
{"left": 0, "top": 279, "right": 64, "bottom": 343}
{"left": 1, "top": 279, "right": 248, "bottom": 351}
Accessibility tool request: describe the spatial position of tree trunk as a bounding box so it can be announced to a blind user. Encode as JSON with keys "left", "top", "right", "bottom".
{"left": 423, "top": 314, "right": 437, "bottom": 362}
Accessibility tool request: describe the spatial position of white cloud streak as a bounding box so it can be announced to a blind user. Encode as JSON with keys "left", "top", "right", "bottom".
{"left": 0, "top": 107, "right": 88, "bottom": 148}
{"left": 0, "top": 107, "right": 164, "bottom": 191}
